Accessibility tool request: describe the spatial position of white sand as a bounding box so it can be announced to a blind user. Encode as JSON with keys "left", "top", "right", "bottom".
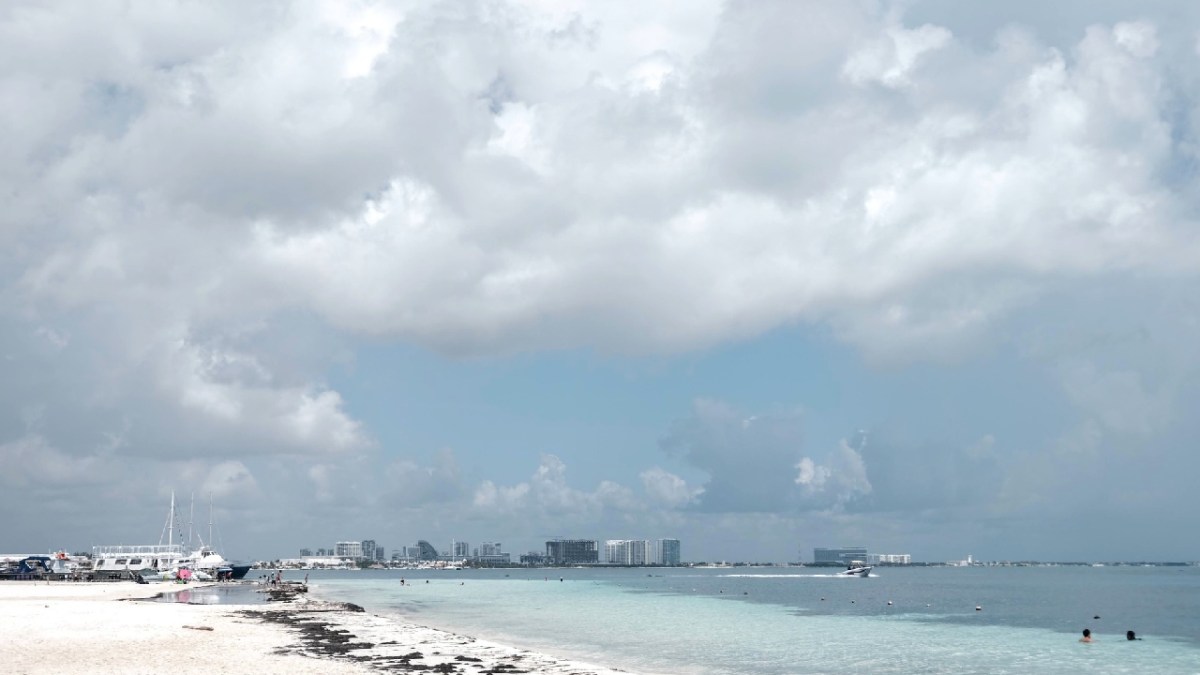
{"left": 0, "top": 581, "right": 641, "bottom": 674}
{"left": 0, "top": 582, "right": 371, "bottom": 674}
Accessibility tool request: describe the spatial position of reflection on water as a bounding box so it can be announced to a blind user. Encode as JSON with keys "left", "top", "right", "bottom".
{"left": 153, "top": 583, "right": 267, "bottom": 605}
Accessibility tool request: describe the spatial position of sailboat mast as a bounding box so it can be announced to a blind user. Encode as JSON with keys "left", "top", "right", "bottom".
{"left": 168, "top": 491, "right": 175, "bottom": 549}
{"left": 188, "top": 492, "right": 195, "bottom": 548}
{"left": 208, "top": 493, "right": 213, "bottom": 548}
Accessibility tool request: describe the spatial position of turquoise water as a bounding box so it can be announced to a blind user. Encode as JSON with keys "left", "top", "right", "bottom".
{"left": 297, "top": 566, "right": 1200, "bottom": 674}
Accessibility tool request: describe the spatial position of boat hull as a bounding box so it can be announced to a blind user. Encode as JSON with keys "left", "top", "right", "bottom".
{"left": 840, "top": 566, "right": 872, "bottom": 577}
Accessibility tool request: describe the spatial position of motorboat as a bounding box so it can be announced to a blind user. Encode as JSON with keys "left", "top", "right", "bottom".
{"left": 840, "top": 561, "right": 872, "bottom": 577}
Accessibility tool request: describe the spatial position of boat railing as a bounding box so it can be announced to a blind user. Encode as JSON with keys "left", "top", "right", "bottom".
{"left": 92, "top": 544, "right": 185, "bottom": 557}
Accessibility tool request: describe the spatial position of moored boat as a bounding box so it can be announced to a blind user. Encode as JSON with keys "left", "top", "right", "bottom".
{"left": 92, "top": 492, "right": 250, "bottom": 581}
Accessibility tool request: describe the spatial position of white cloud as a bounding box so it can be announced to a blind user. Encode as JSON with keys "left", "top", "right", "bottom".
{"left": 843, "top": 20, "right": 952, "bottom": 88}
{"left": 472, "top": 454, "right": 652, "bottom": 520}
{"left": 640, "top": 467, "right": 703, "bottom": 508}
{"left": 160, "top": 337, "right": 367, "bottom": 455}
{"left": 794, "top": 439, "right": 873, "bottom": 508}
{"left": 3, "top": 0, "right": 1200, "bottom": 559}
{"left": 7, "top": 2, "right": 1199, "bottom": 367}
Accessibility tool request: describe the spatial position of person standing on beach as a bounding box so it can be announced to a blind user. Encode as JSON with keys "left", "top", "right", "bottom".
{"left": 1080, "top": 629, "right": 1093, "bottom": 643}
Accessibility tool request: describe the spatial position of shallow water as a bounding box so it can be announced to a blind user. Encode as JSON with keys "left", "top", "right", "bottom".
{"left": 150, "top": 582, "right": 268, "bottom": 605}
{"left": 297, "top": 566, "right": 1200, "bottom": 674}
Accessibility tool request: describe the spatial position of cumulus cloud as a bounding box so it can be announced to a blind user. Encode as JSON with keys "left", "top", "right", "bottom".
{"left": 794, "top": 437, "right": 873, "bottom": 509}
{"left": 640, "top": 467, "right": 704, "bottom": 508}
{"left": 843, "top": 20, "right": 952, "bottom": 88}
{"left": 9, "top": 1, "right": 1197, "bottom": 366}
{"left": 4, "top": 0, "right": 1200, "bottom": 558}
{"left": 472, "top": 454, "right": 641, "bottom": 518}
{"left": 661, "top": 400, "right": 876, "bottom": 513}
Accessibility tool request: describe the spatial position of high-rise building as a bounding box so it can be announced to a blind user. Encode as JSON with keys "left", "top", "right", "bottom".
{"left": 336, "top": 541, "right": 363, "bottom": 559}
{"left": 416, "top": 540, "right": 439, "bottom": 560}
{"left": 299, "top": 548, "right": 313, "bottom": 557}
{"left": 478, "top": 542, "right": 502, "bottom": 557}
{"left": 605, "top": 540, "right": 648, "bottom": 565}
{"left": 546, "top": 539, "right": 598, "bottom": 565}
{"left": 520, "top": 551, "right": 549, "bottom": 565}
{"left": 375, "top": 546, "right": 386, "bottom": 561}
{"left": 361, "top": 540, "right": 377, "bottom": 561}
{"left": 814, "top": 547, "right": 868, "bottom": 565}
{"left": 650, "top": 539, "right": 681, "bottom": 565}
{"left": 452, "top": 541, "right": 470, "bottom": 558}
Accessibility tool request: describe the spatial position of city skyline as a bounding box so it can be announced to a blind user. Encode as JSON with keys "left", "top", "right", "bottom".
{"left": 4, "top": 1, "right": 1200, "bottom": 563}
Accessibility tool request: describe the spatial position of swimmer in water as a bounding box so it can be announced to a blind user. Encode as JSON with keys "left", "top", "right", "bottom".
{"left": 1080, "top": 629, "right": 1093, "bottom": 643}
{"left": 1127, "top": 630, "right": 1141, "bottom": 641}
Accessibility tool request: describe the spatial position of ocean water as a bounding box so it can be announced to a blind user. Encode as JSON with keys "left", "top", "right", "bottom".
{"left": 296, "top": 566, "right": 1200, "bottom": 674}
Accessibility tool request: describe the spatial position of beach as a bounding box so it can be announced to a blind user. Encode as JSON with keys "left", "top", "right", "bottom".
{"left": 0, "top": 581, "right": 635, "bottom": 674}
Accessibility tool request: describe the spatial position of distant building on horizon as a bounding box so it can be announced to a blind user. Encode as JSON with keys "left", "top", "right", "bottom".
{"left": 814, "top": 547, "right": 868, "bottom": 565}
{"left": 336, "top": 541, "right": 363, "bottom": 559}
{"left": 520, "top": 551, "right": 549, "bottom": 565}
{"left": 361, "top": 540, "right": 377, "bottom": 561}
{"left": 605, "top": 539, "right": 648, "bottom": 565}
{"left": 650, "top": 538, "right": 681, "bottom": 566}
{"left": 868, "top": 553, "right": 911, "bottom": 564}
{"left": 546, "top": 539, "right": 599, "bottom": 565}
{"left": 416, "top": 540, "right": 439, "bottom": 560}
{"left": 602, "top": 538, "right": 681, "bottom": 565}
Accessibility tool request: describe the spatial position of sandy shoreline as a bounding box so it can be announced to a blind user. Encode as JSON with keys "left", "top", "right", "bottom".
{"left": 0, "top": 581, "right": 636, "bottom": 674}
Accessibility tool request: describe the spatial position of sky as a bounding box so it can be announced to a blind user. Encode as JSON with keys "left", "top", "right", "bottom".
{"left": 3, "top": 0, "right": 1200, "bottom": 563}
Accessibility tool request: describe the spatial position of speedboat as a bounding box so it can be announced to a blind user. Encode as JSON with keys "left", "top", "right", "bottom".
{"left": 840, "top": 562, "right": 872, "bottom": 577}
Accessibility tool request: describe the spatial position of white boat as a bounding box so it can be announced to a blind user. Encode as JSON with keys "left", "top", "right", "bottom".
{"left": 840, "top": 561, "right": 872, "bottom": 577}
{"left": 92, "top": 493, "right": 249, "bottom": 581}
{"left": 92, "top": 543, "right": 188, "bottom": 580}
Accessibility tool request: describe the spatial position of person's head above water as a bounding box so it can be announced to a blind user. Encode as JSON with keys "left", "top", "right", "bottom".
{"left": 1127, "top": 630, "right": 1137, "bottom": 640}
{"left": 1082, "top": 629, "right": 1092, "bottom": 640}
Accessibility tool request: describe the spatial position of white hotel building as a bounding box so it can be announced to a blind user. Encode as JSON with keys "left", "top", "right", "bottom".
{"left": 335, "top": 541, "right": 363, "bottom": 559}
{"left": 867, "top": 553, "right": 912, "bottom": 564}
{"left": 605, "top": 538, "right": 681, "bottom": 566}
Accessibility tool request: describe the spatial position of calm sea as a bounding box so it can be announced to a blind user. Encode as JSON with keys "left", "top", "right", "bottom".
{"left": 294, "top": 566, "right": 1200, "bottom": 674}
